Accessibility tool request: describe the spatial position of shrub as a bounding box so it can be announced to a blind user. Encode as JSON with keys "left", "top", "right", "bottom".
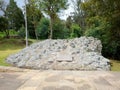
{"left": 18, "top": 25, "right": 25, "bottom": 38}
{"left": 84, "top": 20, "right": 120, "bottom": 60}
{"left": 70, "top": 23, "right": 82, "bottom": 38}
{"left": 53, "top": 20, "right": 69, "bottom": 39}
{"left": 36, "top": 18, "right": 49, "bottom": 39}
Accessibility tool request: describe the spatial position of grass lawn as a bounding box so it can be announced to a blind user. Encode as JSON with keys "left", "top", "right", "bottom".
{"left": 0, "top": 38, "right": 37, "bottom": 66}
{"left": 0, "top": 38, "right": 120, "bottom": 71}
{"left": 110, "top": 60, "right": 120, "bottom": 71}
{"left": 0, "top": 50, "right": 21, "bottom": 66}
{"left": 0, "top": 39, "right": 26, "bottom": 66}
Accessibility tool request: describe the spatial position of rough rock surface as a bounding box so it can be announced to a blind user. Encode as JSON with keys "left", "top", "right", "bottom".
{"left": 6, "top": 37, "right": 110, "bottom": 70}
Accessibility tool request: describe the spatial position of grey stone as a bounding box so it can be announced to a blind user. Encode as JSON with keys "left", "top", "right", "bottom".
{"left": 56, "top": 53, "right": 73, "bottom": 62}
{"left": 6, "top": 36, "right": 110, "bottom": 70}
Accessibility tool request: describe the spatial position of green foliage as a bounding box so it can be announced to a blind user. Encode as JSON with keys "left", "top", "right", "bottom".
{"left": 9, "top": 29, "right": 18, "bottom": 35}
{"left": 39, "top": 0, "right": 68, "bottom": 16}
{"left": 36, "top": 18, "right": 70, "bottom": 39}
{"left": 70, "top": 23, "right": 82, "bottom": 38}
{"left": 39, "top": 0, "right": 68, "bottom": 39}
{"left": 18, "top": 25, "right": 25, "bottom": 38}
{"left": 71, "top": 0, "right": 85, "bottom": 30}
{"left": 53, "top": 19, "right": 69, "bottom": 39}
{"left": 85, "top": 17, "right": 108, "bottom": 38}
{"left": 0, "top": 16, "right": 8, "bottom": 31}
{"left": 81, "top": 0, "right": 120, "bottom": 60}
{"left": 66, "top": 16, "right": 73, "bottom": 29}
{"left": 0, "top": 16, "right": 9, "bottom": 38}
{"left": 36, "top": 18, "right": 50, "bottom": 39}
{"left": 6, "top": 0, "right": 24, "bottom": 31}
{"left": 26, "top": 0, "right": 43, "bottom": 39}
{"left": 0, "top": 0, "right": 6, "bottom": 14}
{"left": 0, "top": 32, "right": 5, "bottom": 39}
{"left": 84, "top": 16, "right": 120, "bottom": 59}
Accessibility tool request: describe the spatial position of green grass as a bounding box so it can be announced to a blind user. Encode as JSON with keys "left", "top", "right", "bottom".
{"left": 0, "top": 39, "right": 26, "bottom": 50}
{"left": 0, "top": 30, "right": 18, "bottom": 39}
{"left": 110, "top": 60, "right": 120, "bottom": 71}
{"left": 0, "top": 39, "right": 26, "bottom": 66}
{"left": 0, "top": 32, "right": 5, "bottom": 39}
{"left": 0, "top": 50, "right": 21, "bottom": 66}
{"left": 0, "top": 38, "right": 36, "bottom": 66}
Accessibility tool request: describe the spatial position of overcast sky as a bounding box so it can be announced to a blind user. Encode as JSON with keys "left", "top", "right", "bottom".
{"left": 1, "top": 0, "right": 74, "bottom": 20}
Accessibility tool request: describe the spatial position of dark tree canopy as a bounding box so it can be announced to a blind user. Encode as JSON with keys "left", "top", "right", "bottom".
{"left": 0, "top": 16, "right": 9, "bottom": 38}
{"left": 6, "top": 0, "right": 24, "bottom": 31}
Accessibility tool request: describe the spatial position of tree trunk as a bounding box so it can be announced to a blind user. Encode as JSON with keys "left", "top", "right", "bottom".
{"left": 33, "top": 16, "right": 38, "bottom": 40}
{"left": 49, "top": 17, "right": 53, "bottom": 39}
{"left": 35, "top": 29, "right": 38, "bottom": 40}
{"left": 34, "top": 23, "right": 38, "bottom": 40}
{"left": 4, "top": 30, "right": 9, "bottom": 38}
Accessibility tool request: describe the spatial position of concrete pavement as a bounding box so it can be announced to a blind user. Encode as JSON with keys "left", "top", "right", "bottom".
{"left": 0, "top": 67, "right": 120, "bottom": 90}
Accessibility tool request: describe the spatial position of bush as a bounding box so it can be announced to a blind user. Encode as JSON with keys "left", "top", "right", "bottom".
{"left": 18, "top": 25, "right": 25, "bottom": 38}
{"left": 36, "top": 18, "right": 70, "bottom": 39}
{"left": 84, "top": 19, "right": 120, "bottom": 60}
{"left": 70, "top": 23, "right": 82, "bottom": 38}
{"left": 53, "top": 20, "right": 69, "bottom": 39}
{"left": 36, "top": 18, "right": 49, "bottom": 39}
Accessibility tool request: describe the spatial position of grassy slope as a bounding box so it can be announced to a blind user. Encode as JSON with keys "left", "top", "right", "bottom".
{"left": 0, "top": 38, "right": 39, "bottom": 66}
{"left": 0, "top": 38, "right": 120, "bottom": 71}
{"left": 0, "top": 50, "right": 21, "bottom": 66}
{"left": 0, "top": 39, "right": 26, "bottom": 66}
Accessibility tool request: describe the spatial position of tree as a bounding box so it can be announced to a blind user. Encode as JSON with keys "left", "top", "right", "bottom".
{"left": 0, "top": 0, "right": 6, "bottom": 15}
{"left": 70, "top": 23, "right": 82, "bottom": 38}
{"left": 18, "top": 25, "right": 25, "bottom": 38}
{"left": 71, "top": 0, "right": 86, "bottom": 30}
{"left": 39, "top": 0, "right": 68, "bottom": 39}
{"left": 82, "top": 0, "right": 120, "bottom": 34}
{"left": 0, "top": 16, "right": 9, "bottom": 38}
{"left": 6, "top": 0, "right": 24, "bottom": 31}
{"left": 53, "top": 18, "right": 69, "bottom": 39}
{"left": 36, "top": 17, "right": 50, "bottom": 39}
{"left": 26, "top": 0, "right": 43, "bottom": 39}
{"left": 66, "top": 16, "right": 73, "bottom": 30}
{"left": 82, "top": 0, "right": 120, "bottom": 59}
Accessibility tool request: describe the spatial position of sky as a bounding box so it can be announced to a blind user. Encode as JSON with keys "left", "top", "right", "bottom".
{"left": 1, "top": 0, "right": 74, "bottom": 20}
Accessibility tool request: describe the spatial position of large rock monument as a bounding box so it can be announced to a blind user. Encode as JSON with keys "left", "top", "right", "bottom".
{"left": 6, "top": 37, "right": 110, "bottom": 70}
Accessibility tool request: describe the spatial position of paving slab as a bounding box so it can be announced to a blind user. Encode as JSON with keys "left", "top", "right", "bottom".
{"left": 0, "top": 72, "right": 25, "bottom": 90}
{"left": 0, "top": 67, "right": 120, "bottom": 90}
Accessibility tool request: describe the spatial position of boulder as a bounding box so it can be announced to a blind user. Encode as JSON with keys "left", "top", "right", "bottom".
{"left": 6, "top": 36, "right": 110, "bottom": 70}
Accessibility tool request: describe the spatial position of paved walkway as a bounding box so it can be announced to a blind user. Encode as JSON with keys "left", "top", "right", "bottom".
{"left": 0, "top": 67, "right": 120, "bottom": 90}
